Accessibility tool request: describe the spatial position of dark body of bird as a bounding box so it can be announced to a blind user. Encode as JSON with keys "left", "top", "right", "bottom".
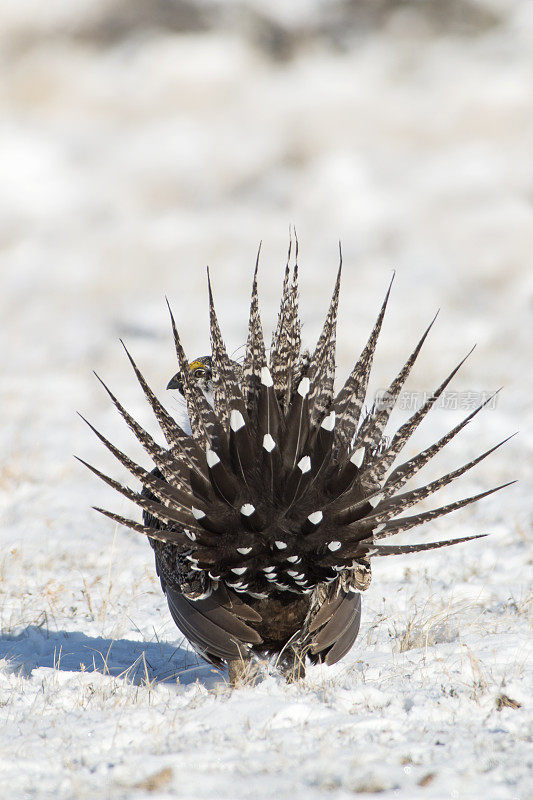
{"left": 81, "top": 246, "right": 511, "bottom": 682}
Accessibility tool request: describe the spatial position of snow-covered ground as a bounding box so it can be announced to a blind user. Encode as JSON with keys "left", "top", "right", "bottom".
{"left": 0, "top": 2, "right": 531, "bottom": 798}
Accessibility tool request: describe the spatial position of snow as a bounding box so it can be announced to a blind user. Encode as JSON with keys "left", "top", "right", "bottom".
{"left": 0, "top": 1, "right": 531, "bottom": 798}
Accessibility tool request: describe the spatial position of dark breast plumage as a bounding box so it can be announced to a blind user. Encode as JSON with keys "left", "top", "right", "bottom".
{"left": 81, "top": 244, "right": 512, "bottom": 683}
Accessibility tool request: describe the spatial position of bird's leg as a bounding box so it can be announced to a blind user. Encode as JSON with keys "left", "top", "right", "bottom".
{"left": 276, "top": 641, "right": 307, "bottom": 682}
{"left": 227, "top": 656, "right": 257, "bottom": 687}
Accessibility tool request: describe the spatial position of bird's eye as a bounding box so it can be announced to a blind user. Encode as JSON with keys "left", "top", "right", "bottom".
{"left": 194, "top": 368, "right": 206, "bottom": 377}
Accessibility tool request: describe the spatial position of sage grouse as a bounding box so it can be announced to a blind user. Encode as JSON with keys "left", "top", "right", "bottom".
{"left": 81, "top": 250, "right": 511, "bottom": 682}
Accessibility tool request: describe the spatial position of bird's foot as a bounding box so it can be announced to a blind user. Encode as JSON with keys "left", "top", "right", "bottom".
{"left": 276, "top": 646, "right": 306, "bottom": 682}
{"left": 227, "top": 657, "right": 259, "bottom": 687}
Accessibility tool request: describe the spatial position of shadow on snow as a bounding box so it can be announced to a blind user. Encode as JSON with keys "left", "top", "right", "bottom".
{"left": 0, "top": 625, "right": 225, "bottom": 687}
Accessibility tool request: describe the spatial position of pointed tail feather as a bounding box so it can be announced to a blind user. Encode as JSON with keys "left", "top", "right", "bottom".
{"left": 334, "top": 273, "right": 394, "bottom": 451}
{"left": 282, "top": 374, "right": 311, "bottom": 470}
{"left": 382, "top": 389, "right": 503, "bottom": 497}
{"left": 364, "top": 533, "right": 488, "bottom": 556}
{"left": 77, "top": 415, "right": 194, "bottom": 500}
{"left": 207, "top": 269, "right": 247, "bottom": 432}
{"left": 241, "top": 246, "right": 268, "bottom": 415}
{"left": 120, "top": 339, "right": 203, "bottom": 465}
{"left": 351, "top": 481, "right": 515, "bottom": 545}
{"left": 356, "top": 311, "right": 439, "bottom": 455}
{"left": 307, "top": 260, "right": 341, "bottom": 427}
{"left": 343, "top": 435, "right": 516, "bottom": 527}
{"left": 93, "top": 507, "right": 188, "bottom": 546}
{"left": 79, "top": 457, "right": 200, "bottom": 531}
{"left": 270, "top": 259, "right": 301, "bottom": 406}
{"left": 270, "top": 245, "right": 291, "bottom": 367}
{"left": 363, "top": 346, "right": 476, "bottom": 486}
{"left": 270, "top": 242, "right": 300, "bottom": 402}
{"left": 92, "top": 373, "right": 186, "bottom": 481}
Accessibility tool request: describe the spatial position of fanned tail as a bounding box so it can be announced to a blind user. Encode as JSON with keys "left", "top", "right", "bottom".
{"left": 82, "top": 244, "right": 511, "bottom": 605}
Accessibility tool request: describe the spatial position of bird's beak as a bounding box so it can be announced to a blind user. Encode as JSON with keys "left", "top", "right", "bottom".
{"left": 167, "top": 373, "right": 183, "bottom": 392}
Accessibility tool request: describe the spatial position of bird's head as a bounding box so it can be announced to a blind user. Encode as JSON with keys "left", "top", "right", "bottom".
{"left": 167, "top": 356, "right": 213, "bottom": 396}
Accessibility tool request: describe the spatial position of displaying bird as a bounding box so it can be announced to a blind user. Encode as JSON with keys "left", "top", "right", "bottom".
{"left": 80, "top": 246, "right": 512, "bottom": 683}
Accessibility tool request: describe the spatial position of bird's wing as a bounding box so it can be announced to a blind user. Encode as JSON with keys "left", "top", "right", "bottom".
{"left": 165, "top": 583, "right": 263, "bottom": 666}
{"left": 299, "top": 579, "right": 362, "bottom": 666}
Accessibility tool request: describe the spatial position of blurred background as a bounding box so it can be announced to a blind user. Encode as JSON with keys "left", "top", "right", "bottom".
{"left": 1, "top": 0, "right": 532, "bottom": 538}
